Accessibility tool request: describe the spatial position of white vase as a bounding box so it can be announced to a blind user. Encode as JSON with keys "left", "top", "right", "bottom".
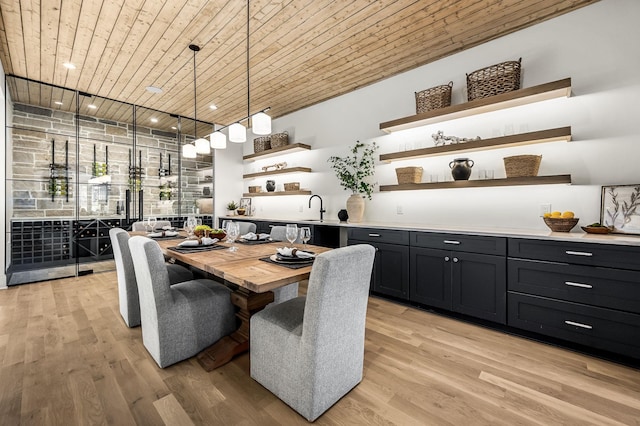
{"left": 346, "top": 194, "right": 365, "bottom": 223}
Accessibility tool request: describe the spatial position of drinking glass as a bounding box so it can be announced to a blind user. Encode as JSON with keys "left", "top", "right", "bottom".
{"left": 300, "top": 227, "right": 311, "bottom": 248}
{"left": 226, "top": 222, "right": 240, "bottom": 252}
{"left": 221, "top": 220, "right": 231, "bottom": 233}
{"left": 185, "top": 216, "right": 197, "bottom": 239}
{"left": 285, "top": 223, "right": 298, "bottom": 248}
{"left": 147, "top": 216, "right": 157, "bottom": 232}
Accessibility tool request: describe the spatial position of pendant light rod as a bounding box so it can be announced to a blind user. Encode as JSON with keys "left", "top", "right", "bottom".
{"left": 212, "top": 106, "right": 271, "bottom": 133}
{"left": 190, "top": 44, "right": 200, "bottom": 137}
{"left": 247, "top": 0, "right": 250, "bottom": 123}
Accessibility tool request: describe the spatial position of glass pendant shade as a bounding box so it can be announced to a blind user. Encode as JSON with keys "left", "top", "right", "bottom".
{"left": 210, "top": 131, "right": 227, "bottom": 149}
{"left": 182, "top": 143, "right": 197, "bottom": 158}
{"left": 194, "top": 137, "right": 210, "bottom": 154}
{"left": 252, "top": 111, "right": 271, "bottom": 135}
{"left": 229, "top": 122, "right": 247, "bottom": 143}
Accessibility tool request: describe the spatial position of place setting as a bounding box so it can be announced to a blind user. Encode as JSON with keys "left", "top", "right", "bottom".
{"left": 260, "top": 224, "right": 316, "bottom": 269}
{"left": 144, "top": 216, "right": 182, "bottom": 240}
{"left": 167, "top": 218, "right": 226, "bottom": 253}
{"left": 237, "top": 232, "right": 272, "bottom": 244}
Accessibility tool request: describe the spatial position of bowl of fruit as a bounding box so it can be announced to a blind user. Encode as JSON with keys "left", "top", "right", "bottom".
{"left": 208, "top": 228, "right": 227, "bottom": 240}
{"left": 193, "top": 224, "right": 213, "bottom": 238}
{"left": 543, "top": 211, "right": 579, "bottom": 232}
{"left": 581, "top": 222, "right": 612, "bottom": 234}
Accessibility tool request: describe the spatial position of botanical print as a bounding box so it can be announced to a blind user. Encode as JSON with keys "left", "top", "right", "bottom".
{"left": 601, "top": 185, "right": 640, "bottom": 235}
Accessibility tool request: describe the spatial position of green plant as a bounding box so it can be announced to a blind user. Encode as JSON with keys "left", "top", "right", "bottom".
{"left": 328, "top": 141, "right": 378, "bottom": 199}
{"left": 227, "top": 200, "right": 238, "bottom": 210}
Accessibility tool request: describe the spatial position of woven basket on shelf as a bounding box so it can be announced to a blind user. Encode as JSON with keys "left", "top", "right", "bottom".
{"left": 270, "top": 132, "right": 289, "bottom": 148}
{"left": 503, "top": 155, "right": 541, "bottom": 178}
{"left": 248, "top": 185, "right": 261, "bottom": 193}
{"left": 284, "top": 182, "right": 300, "bottom": 191}
{"left": 253, "top": 136, "right": 271, "bottom": 153}
{"left": 543, "top": 217, "right": 579, "bottom": 232}
{"left": 415, "top": 81, "right": 453, "bottom": 114}
{"left": 467, "top": 58, "right": 522, "bottom": 101}
{"left": 395, "top": 166, "right": 423, "bottom": 184}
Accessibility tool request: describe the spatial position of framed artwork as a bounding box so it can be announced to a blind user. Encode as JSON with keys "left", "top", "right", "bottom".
{"left": 239, "top": 197, "right": 252, "bottom": 216}
{"left": 600, "top": 184, "right": 640, "bottom": 235}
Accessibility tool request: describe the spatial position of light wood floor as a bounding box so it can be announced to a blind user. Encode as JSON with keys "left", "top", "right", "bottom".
{"left": 1, "top": 272, "right": 640, "bottom": 425}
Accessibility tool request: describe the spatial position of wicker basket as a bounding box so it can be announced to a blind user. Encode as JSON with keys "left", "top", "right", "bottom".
{"left": 395, "top": 167, "right": 423, "bottom": 184}
{"left": 270, "top": 132, "right": 289, "bottom": 148}
{"left": 248, "top": 185, "right": 261, "bottom": 193}
{"left": 253, "top": 136, "right": 271, "bottom": 153}
{"left": 503, "top": 155, "right": 541, "bottom": 178}
{"left": 467, "top": 58, "right": 522, "bottom": 101}
{"left": 284, "top": 182, "right": 300, "bottom": 191}
{"left": 543, "top": 217, "right": 579, "bottom": 232}
{"left": 415, "top": 81, "right": 453, "bottom": 113}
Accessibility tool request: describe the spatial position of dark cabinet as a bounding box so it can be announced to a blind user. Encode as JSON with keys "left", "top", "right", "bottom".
{"left": 348, "top": 228, "right": 410, "bottom": 299}
{"left": 410, "top": 245, "right": 506, "bottom": 324}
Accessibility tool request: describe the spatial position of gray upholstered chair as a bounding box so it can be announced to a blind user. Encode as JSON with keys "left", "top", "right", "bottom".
{"left": 268, "top": 225, "right": 303, "bottom": 303}
{"left": 109, "top": 228, "right": 193, "bottom": 327}
{"left": 250, "top": 244, "right": 376, "bottom": 421}
{"left": 131, "top": 220, "right": 172, "bottom": 232}
{"left": 270, "top": 225, "right": 303, "bottom": 243}
{"left": 237, "top": 221, "right": 257, "bottom": 235}
{"left": 128, "top": 235, "right": 236, "bottom": 368}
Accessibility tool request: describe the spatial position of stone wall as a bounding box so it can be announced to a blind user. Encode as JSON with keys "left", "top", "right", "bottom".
{"left": 9, "top": 103, "right": 213, "bottom": 218}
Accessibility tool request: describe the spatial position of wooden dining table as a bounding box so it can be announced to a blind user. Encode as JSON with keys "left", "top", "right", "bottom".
{"left": 152, "top": 235, "right": 332, "bottom": 371}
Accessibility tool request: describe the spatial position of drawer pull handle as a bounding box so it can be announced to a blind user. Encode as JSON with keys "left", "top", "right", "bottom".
{"left": 368, "top": 233, "right": 381, "bottom": 237}
{"left": 565, "top": 250, "right": 593, "bottom": 257}
{"left": 565, "top": 281, "right": 593, "bottom": 289}
{"left": 453, "top": 257, "right": 459, "bottom": 263}
{"left": 444, "top": 256, "right": 450, "bottom": 262}
{"left": 564, "top": 320, "right": 592, "bottom": 330}
{"left": 444, "top": 240, "right": 460, "bottom": 245}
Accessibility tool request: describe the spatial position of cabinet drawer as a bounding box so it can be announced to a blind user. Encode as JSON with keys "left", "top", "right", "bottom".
{"left": 411, "top": 231, "right": 506, "bottom": 255}
{"left": 508, "top": 292, "right": 640, "bottom": 359}
{"left": 508, "top": 259, "right": 640, "bottom": 314}
{"left": 509, "top": 238, "right": 640, "bottom": 270}
{"left": 348, "top": 228, "right": 409, "bottom": 245}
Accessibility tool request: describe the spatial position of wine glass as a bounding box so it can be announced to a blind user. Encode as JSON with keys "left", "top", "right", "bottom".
{"left": 285, "top": 223, "right": 298, "bottom": 248}
{"left": 147, "top": 216, "right": 157, "bottom": 232}
{"left": 226, "top": 222, "right": 240, "bottom": 252}
{"left": 185, "top": 216, "right": 197, "bottom": 239}
{"left": 300, "top": 227, "right": 311, "bottom": 248}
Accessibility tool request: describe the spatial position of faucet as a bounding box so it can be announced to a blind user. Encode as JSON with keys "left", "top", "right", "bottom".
{"left": 308, "top": 195, "right": 326, "bottom": 222}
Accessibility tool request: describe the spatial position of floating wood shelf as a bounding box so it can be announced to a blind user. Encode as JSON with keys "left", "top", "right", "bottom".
{"left": 379, "top": 175, "right": 572, "bottom": 191}
{"left": 380, "top": 127, "right": 572, "bottom": 163}
{"left": 243, "top": 190, "right": 312, "bottom": 197}
{"left": 243, "top": 143, "right": 311, "bottom": 161}
{"left": 380, "top": 78, "right": 572, "bottom": 133}
{"left": 243, "top": 167, "right": 312, "bottom": 179}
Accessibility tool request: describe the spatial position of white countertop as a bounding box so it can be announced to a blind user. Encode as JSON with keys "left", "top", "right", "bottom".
{"left": 222, "top": 216, "right": 640, "bottom": 247}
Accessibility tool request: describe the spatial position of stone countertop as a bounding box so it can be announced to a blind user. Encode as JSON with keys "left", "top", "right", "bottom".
{"left": 220, "top": 216, "right": 640, "bottom": 247}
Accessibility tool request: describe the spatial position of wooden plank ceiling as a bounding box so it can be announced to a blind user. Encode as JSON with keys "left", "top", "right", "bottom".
{"left": 0, "top": 0, "right": 598, "bottom": 129}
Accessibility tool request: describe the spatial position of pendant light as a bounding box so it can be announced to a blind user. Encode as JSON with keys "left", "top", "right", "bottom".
{"left": 190, "top": 44, "right": 210, "bottom": 155}
{"left": 210, "top": 127, "right": 227, "bottom": 149}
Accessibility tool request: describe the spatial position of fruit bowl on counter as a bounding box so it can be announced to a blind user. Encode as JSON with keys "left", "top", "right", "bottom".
{"left": 543, "top": 211, "right": 578, "bottom": 232}
{"left": 581, "top": 223, "right": 612, "bottom": 234}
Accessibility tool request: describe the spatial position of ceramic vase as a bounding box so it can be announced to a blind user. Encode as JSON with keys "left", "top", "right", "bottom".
{"left": 346, "top": 194, "right": 365, "bottom": 223}
{"left": 337, "top": 209, "right": 349, "bottom": 222}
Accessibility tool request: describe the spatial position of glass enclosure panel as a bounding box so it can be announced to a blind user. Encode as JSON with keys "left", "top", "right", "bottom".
{"left": 180, "top": 117, "right": 214, "bottom": 217}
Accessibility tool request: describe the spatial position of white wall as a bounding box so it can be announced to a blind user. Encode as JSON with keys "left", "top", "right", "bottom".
{"left": 240, "top": 0, "right": 640, "bottom": 232}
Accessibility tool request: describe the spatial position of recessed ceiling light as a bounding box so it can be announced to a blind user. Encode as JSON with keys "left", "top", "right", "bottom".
{"left": 54, "top": 101, "right": 63, "bottom": 106}
{"left": 171, "top": 126, "right": 177, "bottom": 130}
{"left": 88, "top": 104, "right": 97, "bottom": 109}
{"left": 150, "top": 118, "right": 158, "bottom": 123}
{"left": 146, "top": 86, "right": 163, "bottom": 94}
{"left": 209, "top": 104, "right": 218, "bottom": 110}
{"left": 63, "top": 62, "right": 76, "bottom": 70}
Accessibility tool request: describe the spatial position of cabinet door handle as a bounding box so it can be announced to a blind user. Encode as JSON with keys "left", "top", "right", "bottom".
{"left": 565, "top": 250, "right": 593, "bottom": 257}
{"left": 368, "top": 233, "right": 381, "bottom": 237}
{"left": 444, "top": 256, "right": 450, "bottom": 262}
{"left": 565, "top": 281, "right": 593, "bottom": 289}
{"left": 453, "top": 257, "right": 459, "bottom": 263}
{"left": 564, "top": 320, "right": 593, "bottom": 330}
{"left": 444, "top": 240, "right": 460, "bottom": 245}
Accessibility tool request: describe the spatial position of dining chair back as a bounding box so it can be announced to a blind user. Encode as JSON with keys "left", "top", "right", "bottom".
{"left": 269, "top": 225, "right": 303, "bottom": 243}
{"left": 250, "top": 244, "right": 375, "bottom": 421}
{"left": 131, "top": 220, "right": 172, "bottom": 232}
{"left": 237, "top": 221, "right": 257, "bottom": 235}
{"left": 128, "top": 236, "right": 235, "bottom": 368}
{"left": 109, "top": 228, "right": 193, "bottom": 327}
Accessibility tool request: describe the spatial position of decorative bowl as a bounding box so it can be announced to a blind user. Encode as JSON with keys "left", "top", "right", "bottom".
{"left": 543, "top": 217, "right": 579, "bottom": 232}
{"left": 237, "top": 208, "right": 246, "bottom": 216}
{"left": 581, "top": 225, "right": 611, "bottom": 234}
{"left": 209, "top": 231, "right": 227, "bottom": 240}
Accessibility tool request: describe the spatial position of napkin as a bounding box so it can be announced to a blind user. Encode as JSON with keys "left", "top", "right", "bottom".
{"left": 241, "top": 232, "right": 271, "bottom": 241}
{"left": 148, "top": 230, "right": 178, "bottom": 238}
{"left": 161, "top": 225, "right": 174, "bottom": 230}
{"left": 178, "top": 237, "right": 218, "bottom": 247}
{"left": 277, "top": 247, "right": 315, "bottom": 259}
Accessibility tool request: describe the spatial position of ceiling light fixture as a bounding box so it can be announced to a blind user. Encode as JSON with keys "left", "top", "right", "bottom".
{"left": 63, "top": 62, "right": 76, "bottom": 70}
{"left": 209, "top": 104, "right": 218, "bottom": 110}
{"left": 150, "top": 117, "right": 158, "bottom": 123}
{"left": 54, "top": 101, "right": 63, "bottom": 106}
{"left": 88, "top": 104, "right": 97, "bottom": 109}
{"left": 146, "top": 85, "right": 163, "bottom": 94}
{"left": 183, "top": 44, "right": 209, "bottom": 157}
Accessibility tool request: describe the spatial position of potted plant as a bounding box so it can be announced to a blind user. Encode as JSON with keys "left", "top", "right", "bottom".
{"left": 328, "top": 140, "right": 378, "bottom": 222}
{"left": 227, "top": 200, "right": 238, "bottom": 216}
